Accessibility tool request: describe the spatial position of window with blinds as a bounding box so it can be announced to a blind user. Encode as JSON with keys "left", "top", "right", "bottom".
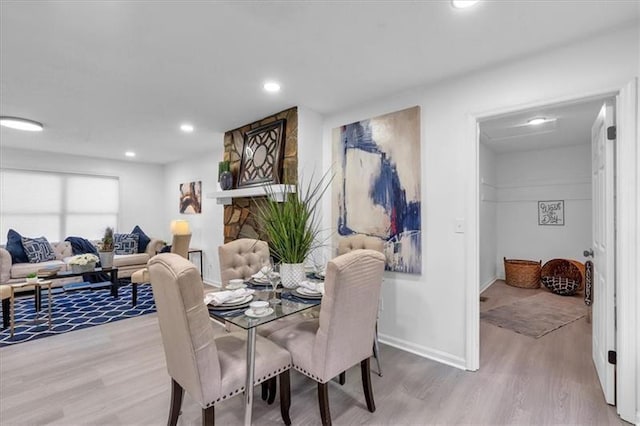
{"left": 0, "top": 169, "right": 119, "bottom": 243}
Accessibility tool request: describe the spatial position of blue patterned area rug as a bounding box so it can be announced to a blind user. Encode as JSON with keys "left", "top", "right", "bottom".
{"left": 0, "top": 284, "right": 155, "bottom": 347}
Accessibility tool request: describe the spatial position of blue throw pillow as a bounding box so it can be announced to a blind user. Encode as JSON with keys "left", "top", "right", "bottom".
{"left": 21, "top": 236, "right": 56, "bottom": 263}
{"left": 130, "top": 225, "right": 151, "bottom": 253}
{"left": 6, "top": 229, "right": 29, "bottom": 264}
{"left": 114, "top": 233, "right": 139, "bottom": 255}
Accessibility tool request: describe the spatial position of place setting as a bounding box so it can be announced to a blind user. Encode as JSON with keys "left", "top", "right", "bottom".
{"left": 281, "top": 280, "right": 323, "bottom": 304}
{"left": 205, "top": 288, "right": 255, "bottom": 316}
{"left": 247, "top": 265, "right": 276, "bottom": 287}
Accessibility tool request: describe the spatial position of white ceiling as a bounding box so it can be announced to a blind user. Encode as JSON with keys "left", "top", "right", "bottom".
{"left": 1, "top": 1, "right": 637, "bottom": 164}
{"left": 480, "top": 98, "right": 609, "bottom": 154}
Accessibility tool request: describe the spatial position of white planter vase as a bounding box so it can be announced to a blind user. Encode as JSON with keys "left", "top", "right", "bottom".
{"left": 280, "top": 263, "right": 305, "bottom": 289}
{"left": 99, "top": 251, "right": 115, "bottom": 269}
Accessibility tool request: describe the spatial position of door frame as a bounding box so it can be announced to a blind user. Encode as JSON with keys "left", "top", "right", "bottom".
{"left": 464, "top": 83, "right": 638, "bottom": 423}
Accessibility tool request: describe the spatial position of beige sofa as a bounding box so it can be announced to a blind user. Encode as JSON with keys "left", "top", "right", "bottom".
{"left": 0, "top": 239, "right": 164, "bottom": 291}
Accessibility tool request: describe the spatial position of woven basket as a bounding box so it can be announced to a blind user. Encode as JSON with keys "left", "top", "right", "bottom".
{"left": 541, "top": 259, "right": 585, "bottom": 291}
{"left": 504, "top": 258, "right": 541, "bottom": 288}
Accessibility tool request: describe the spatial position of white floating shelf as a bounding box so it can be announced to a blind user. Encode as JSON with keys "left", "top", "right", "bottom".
{"left": 207, "top": 184, "right": 296, "bottom": 205}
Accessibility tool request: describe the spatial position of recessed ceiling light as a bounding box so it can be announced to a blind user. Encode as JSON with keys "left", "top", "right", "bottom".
{"left": 0, "top": 116, "right": 44, "bottom": 132}
{"left": 527, "top": 117, "right": 547, "bottom": 126}
{"left": 125, "top": 151, "right": 136, "bottom": 157}
{"left": 451, "top": 0, "right": 480, "bottom": 9}
{"left": 180, "top": 123, "right": 194, "bottom": 133}
{"left": 263, "top": 81, "right": 281, "bottom": 93}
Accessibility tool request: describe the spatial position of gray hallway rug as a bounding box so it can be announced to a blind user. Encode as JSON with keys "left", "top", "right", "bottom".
{"left": 481, "top": 292, "right": 588, "bottom": 338}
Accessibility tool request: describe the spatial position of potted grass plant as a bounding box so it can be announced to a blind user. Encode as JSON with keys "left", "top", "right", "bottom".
{"left": 254, "top": 170, "right": 332, "bottom": 288}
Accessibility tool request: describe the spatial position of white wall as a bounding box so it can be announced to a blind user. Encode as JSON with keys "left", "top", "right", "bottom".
{"left": 321, "top": 26, "right": 638, "bottom": 369}
{"left": 163, "top": 135, "right": 225, "bottom": 285}
{"left": 495, "top": 144, "right": 592, "bottom": 277}
{"left": 479, "top": 140, "right": 497, "bottom": 291}
{"left": 0, "top": 147, "right": 166, "bottom": 240}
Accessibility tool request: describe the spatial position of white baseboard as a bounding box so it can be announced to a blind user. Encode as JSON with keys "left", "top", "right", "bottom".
{"left": 378, "top": 333, "right": 466, "bottom": 371}
{"left": 480, "top": 276, "right": 497, "bottom": 293}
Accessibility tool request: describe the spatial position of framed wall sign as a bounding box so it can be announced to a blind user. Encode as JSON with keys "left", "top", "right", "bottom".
{"left": 538, "top": 200, "right": 564, "bottom": 226}
{"left": 237, "top": 119, "right": 287, "bottom": 188}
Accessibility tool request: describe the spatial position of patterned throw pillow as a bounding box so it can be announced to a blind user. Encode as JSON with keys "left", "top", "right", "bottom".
{"left": 114, "top": 233, "right": 139, "bottom": 255}
{"left": 21, "top": 236, "right": 56, "bottom": 263}
{"left": 130, "top": 225, "right": 150, "bottom": 253}
{"left": 541, "top": 276, "right": 579, "bottom": 296}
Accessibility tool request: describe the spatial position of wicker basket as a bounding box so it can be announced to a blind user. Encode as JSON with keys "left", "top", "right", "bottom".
{"left": 504, "top": 258, "right": 541, "bottom": 288}
{"left": 541, "top": 259, "right": 585, "bottom": 291}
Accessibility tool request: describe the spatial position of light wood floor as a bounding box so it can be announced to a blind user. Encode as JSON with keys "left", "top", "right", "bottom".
{"left": 0, "top": 281, "right": 624, "bottom": 425}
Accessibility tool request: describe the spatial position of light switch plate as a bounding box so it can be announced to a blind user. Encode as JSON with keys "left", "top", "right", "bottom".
{"left": 455, "top": 218, "right": 465, "bottom": 233}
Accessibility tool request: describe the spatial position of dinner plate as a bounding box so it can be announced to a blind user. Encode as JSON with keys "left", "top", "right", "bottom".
{"left": 209, "top": 294, "right": 253, "bottom": 309}
{"left": 244, "top": 307, "right": 275, "bottom": 318}
{"left": 297, "top": 287, "right": 322, "bottom": 296}
{"left": 248, "top": 279, "right": 270, "bottom": 287}
{"left": 293, "top": 289, "right": 323, "bottom": 299}
{"left": 209, "top": 301, "right": 252, "bottom": 311}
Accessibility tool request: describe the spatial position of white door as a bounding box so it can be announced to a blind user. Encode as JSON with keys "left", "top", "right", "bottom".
{"left": 590, "top": 102, "right": 615, "bottom": 405}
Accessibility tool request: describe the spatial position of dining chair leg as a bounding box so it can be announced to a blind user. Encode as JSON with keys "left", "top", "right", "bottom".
{"left": 317, "top": 382, "right": 332, "bottom": 426}
{"left": 202, "top": 406, "right": 214, "bottom": 426}
{"left": 267, "top": 377, "right": 277, "bottom": 404}
{"left": 168, "top": 378, "right": 184, "bottom": 426}
{"left": 372, "top": 330, "right": 383, "bottom": 377}
{"left": 261, "top": 382, "right": 269, "bottom": 401}
{"left": 279, "top": 370, "right": 291, "bottom": 426}
{"left": 360, "top": 358, "right": 376, "bottom": 413}
{"left": 338, "top": 372, "right": 346, "bottom": 385}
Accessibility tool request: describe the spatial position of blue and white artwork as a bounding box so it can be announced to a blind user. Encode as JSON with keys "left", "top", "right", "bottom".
{"left": 332, "top": 106, "right": 421, "bottom": 274}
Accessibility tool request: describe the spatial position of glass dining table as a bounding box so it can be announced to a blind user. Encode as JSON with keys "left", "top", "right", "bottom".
{"left": 208, "top": 285, "right": 321, "bottom": 426}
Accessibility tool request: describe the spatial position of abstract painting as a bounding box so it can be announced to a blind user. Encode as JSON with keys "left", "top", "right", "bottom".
{"left": 332, "top": 106, "right": 421, "bottom": 274}
{"left": 538, "top": 200, "right": 564, "bottom": 226}
{"left": 179, "top": 181, "right": 202, "bottom": 214}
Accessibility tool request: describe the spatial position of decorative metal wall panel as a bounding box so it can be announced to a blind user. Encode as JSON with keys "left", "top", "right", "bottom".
{"left": 237, "top": 119, "right": 286, "bottom": 188}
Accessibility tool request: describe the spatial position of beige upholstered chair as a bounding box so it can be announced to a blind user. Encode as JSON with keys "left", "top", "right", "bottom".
{"left": 148, "top": 253, "right": 292, "bottom": 426}
{"left": 131, "top": 233, "right": 192, "bottom": 287}
{"left": 268, "top": 249, "right": 385, "bottom": 426}
{"left": 218, "top": 238, "right": 270, "bottom": 288}
{"left": 337, "top": 234, "right": 385, "bottom": 377}
{"left": 337, "top": 235, "right": 384, "bottom": 255}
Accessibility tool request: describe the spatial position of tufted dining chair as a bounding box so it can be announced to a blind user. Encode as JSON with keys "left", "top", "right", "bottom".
{"left": 337, "top": 235, "right": 384, "bottom": 255}
{"left": 218, "top": 238, "right": 270, "bottom": 289}
{"left": 148, "top": 253, "right": 293, "bottom": 426}
{"left": 268, "top": 249, "right": 385, "bottom": 426}
{"left": 337, "top": 234, "right": 384, "bottom": 378}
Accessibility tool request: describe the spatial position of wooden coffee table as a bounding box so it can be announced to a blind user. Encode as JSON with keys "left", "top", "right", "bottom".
{"left": 9, "top": 280, "right": 53, "bottom": 337}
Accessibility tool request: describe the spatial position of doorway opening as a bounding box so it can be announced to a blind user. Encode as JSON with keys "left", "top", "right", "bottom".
{"left": 476, "top": 95, "right": 617, "bottom": 415}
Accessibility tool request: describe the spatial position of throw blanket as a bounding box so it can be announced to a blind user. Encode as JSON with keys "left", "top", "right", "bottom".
{"left": 65, "top": 236, "right": 99, "bottom": 256}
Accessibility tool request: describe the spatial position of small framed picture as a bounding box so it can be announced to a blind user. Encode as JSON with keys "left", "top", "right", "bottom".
{"left": 538, "top": 200, "right": 564, "bottom": 226}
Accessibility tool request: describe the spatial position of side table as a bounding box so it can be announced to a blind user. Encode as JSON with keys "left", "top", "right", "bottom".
{"left": 188, "top": 248, "right": 204, "bottom": 279}
{"left": 10, "top": 280, "right": 53, "bottom": 338}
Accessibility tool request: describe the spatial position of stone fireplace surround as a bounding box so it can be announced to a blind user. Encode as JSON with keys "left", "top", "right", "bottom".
{"left": 222, "top": 107, "right": 298, "bottom": 243}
